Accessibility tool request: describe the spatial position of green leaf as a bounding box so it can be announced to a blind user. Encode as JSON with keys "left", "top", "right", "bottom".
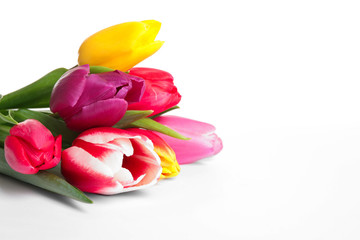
{"left": 0, "top": 148, "right": 92, "bottom": 204}
{"left": 114, "top": 110, "right": 153, "bottom": 129}
{"left": 0, "top": 68, "right": 68, "bottom": 110}
{"left": 150, "top": 106, "right": 180, "bottom": 119}
{"left": 89, "top": 66, "right": 114, "bottom": 73}
{"left": 127, "top": 118, "right": 190, "bottom": 140}
{"left": 11, "top": 109, "right": 78, "bottom": 147}
{"left": 0, "top": 110, "right": 18, "bottom": 125}
{"left": 0, "top": 124, "right": 11, "bottom": 147}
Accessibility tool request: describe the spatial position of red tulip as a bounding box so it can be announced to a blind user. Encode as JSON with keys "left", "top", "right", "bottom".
{"left": 50, "top": 65, "right": 145, "bottom": 131}
{"left": 154, "top": 116, "right": 223, "bottom": 164}
{"left": 61, "top": 127, "right": 162, "bottom": 194}
{"left": 4, "top": 119, "right": 62, "bottom": 174}
{"left": 127, "top": 67, "right": 181, "bottom": 116}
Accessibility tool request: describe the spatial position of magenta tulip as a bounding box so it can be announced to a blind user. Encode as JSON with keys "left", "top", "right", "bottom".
{"left": 61, "top": 127, "right": 162, "bottom": 194}
{"left": 127, "top": 68, "right": 181, "bottom": 116}
{"left": 154, "top": 116, "right": 223, "bottom": 164}
{"left": 50, "top": 65, "right": 145, "bottom": 131}
{"left": 4, "top": 119, "right": 62, "bottom": 174}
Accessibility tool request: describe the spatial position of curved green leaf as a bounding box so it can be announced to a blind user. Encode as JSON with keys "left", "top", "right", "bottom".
{"left": 0, "top": 68, "right": 68, "bottom": 109}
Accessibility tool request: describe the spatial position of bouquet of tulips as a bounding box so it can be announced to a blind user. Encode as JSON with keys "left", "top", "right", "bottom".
{"left": 0, "top": 20, "right": 222, "bottom": 203}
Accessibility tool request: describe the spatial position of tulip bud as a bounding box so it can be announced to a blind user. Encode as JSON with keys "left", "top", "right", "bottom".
{"left": 126, "top": 128, "right": 180, "bottom": 178}
{"left": 50, "top": 65, "right": 145, "bottom": 131}
{"left": 4, "top": 119, "right": 62, "bottom": 174}
{"left": 61, "top": 127, "right": 162, "bottom": 194}
{"left": 78, "top": 20, "right": 164, "bottom": 72}
{"left": 128, "top": 68, "right": 181, "bottom": 116}
{"left": 154, "top": 116, "right": 223, "bottom": 164}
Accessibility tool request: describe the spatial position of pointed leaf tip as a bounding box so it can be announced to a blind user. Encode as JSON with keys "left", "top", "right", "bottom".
{"left": 128, "top": 117, "right": 190, "bottom": 140}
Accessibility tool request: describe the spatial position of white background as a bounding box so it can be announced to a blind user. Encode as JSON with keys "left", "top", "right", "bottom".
{"left": 1, "top": 0, "right": 360, "bottom": 239}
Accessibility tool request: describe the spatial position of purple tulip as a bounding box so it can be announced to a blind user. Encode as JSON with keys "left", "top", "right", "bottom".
{"left": 50, "top": 65, "right": 145, "bottom": 131}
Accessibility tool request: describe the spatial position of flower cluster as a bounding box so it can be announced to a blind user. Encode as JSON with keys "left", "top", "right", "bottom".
{"left": 0, "top": 20, "right": 222, "bottom": 203}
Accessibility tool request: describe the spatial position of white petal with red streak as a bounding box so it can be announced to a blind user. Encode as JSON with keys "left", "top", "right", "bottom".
{"left": 65, "top": 146, "right": 113, "bottom": 177}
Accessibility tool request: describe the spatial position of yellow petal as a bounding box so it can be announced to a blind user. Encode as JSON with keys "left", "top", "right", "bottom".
{"left": 78, "top": 20, "right": 164, "bottom": 71}
{"left": 154, "top": 145, "right": 180, "bottom": 179}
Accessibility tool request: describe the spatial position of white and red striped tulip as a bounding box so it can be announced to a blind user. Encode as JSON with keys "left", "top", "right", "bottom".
{"left": 126, "top": 128, "right": 180, "bottom": 179}
{"left": 61, "top": 127, "right": 162, "bottom": 194}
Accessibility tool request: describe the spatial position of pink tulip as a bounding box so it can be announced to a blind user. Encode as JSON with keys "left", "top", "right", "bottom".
{"left": 61, "top": 127, "right": 162, "bottom": 194}
{"left": 4, "top": 119, "right": 62, "bottom": 174}
{"left": 154, "top": 116, "right": 223, "bottom": 164}
{"left": 127, "top": 68, "right": 181, "bottom": 116}
{"left": 50, "top": 65, "right": 145, "bottom": 131}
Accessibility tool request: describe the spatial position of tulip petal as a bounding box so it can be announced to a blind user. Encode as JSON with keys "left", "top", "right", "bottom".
{"left": 155, "top": 115, "right": 216, "bottom": 135}
{"left": 137, "top": 20, "right": 162, "bottom": 46}
{"left": 114, "top": 168, "right": 145, "bottom": 188}
{"left": 50, "top": 65, "right": 89, "bottom": 114}
{"left": 77, "top": 127, "right": 145, "bottom": 146}
{"left": 122, "top": 138, "right": 161, "bottom": 188}
{"left": 20, "top": 139, "right": 52, "bottom": 169}
{"left": 4, "top": 136, "right": 38, "bottom": 174}
{"left": 97, "top": 70, "right": 145, "bottom": 103}
{"left": 96, "top": 70, "right": 132, "bottom": 86}
{"left": 66, "top": 98, "right": 128, "bottom": 131}
{"left": 128, "top": 68, "right": 181, "bottom": 116}
{"left": 39, "top": 135, "right": 62, "bottom": 170}
{"left": 39, "top": 136, "right": 61, "bottom": 170}
{"left": 72, "top": 73, "right": 117, "bottom": 109}
{"left": 126, "top": 128, "right": 180, "bottom": 178}
{"left": 73, "top": 139, "right": 124, "bottom": 174}
{"left": 78, "top": 20, "right": 164, "bottom": 71}
{"left": 154, "top": 116, "right": 223, "bottom": 164}
{"left": 108, "top": 138, "right": 134, "bottom": 157}
{"left": 61, "top": 146, "right": 118, "bottom": 194}
{"left": 9, "top": 119, "right": 54, "bottom": 151}
{"left": 122, "top": 74, "right": 146, "bottom": 104}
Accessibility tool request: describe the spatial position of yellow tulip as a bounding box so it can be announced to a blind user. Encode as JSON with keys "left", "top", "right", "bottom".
{"left": 78, "top": 20, "right": 164, "bottom": 71}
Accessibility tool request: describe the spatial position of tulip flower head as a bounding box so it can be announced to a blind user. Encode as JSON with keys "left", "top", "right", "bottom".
{"left": 50, "top": 65, "right": 145, "bottom": 131}
{"left": 4, "top": 119, "right": 62, "bottom": 174}
{"left": 126, "top": 128, "right": 180, "bottom": 178}
{"left": 78, "top": 20, "right": 164, "bottom": 72}
{"left": 128, "top": 68, "right": 181, "bottom": 116}
{"left": 154, "top": 116, "right": 223, "bottom": 164}
{"left": 61, "top": 128, "right": 162, "bottom": 194}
